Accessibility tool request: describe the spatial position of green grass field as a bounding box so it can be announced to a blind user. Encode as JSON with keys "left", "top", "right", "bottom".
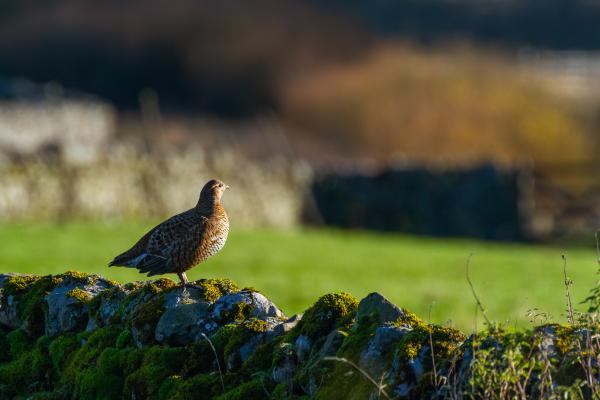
{"left": 0, "top": 221, "right": 598, "bottom": 331}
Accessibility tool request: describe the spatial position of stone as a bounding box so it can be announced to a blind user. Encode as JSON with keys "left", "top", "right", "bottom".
{"left": 318, "top": 329, "right": 347, "bottom": 358}
{"left": 273, "top": 314, "right": 303, "bottom": 336}
{"left": 163, "top": 286, "right": 206, "bottom": 308}
{"left": 45, "top": 275, "right": 115, "bottom": 338}
{"left": 360, "top": 326, "right": 410, "bottom": 377}
{"left": 239, "top": 333, "right": 267, "bottom": 363}
{"left": 0, "top": 273, "right": 28, "bottom": 329}
{"left": 0, "top": 273, "right": 25, "bottom": 289}
{"left": 272, "top": 342, "right": 297, "bottom": 383}
{"left": 249, "top": 292, "right": 285, "bottom": 319}
{"left": 357, "top": 292, "right": 404, "bottom": 325}
{"left": 0, "top": 291, "right": 21, "bottom": 329}
{"left": 87, "top": 286, "right": 130, "bottom": 331}
{"left": 295, "top": 334, "right": 312, "bottom": 362}
{"left": 211, "top": 290, "right": 284, "bottom": 322}
{"left": 155, "top": 301, "right": 212, "bottom": 345}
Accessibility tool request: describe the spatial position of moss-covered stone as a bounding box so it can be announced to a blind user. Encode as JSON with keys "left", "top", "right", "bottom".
{"left": 66, "top": 287, "right": 93, "bottom": 303}
{"left": 48, "top": 333, "right": 79, "bottom": 372}
{"left": 215, "top": 378, "right": 266, "bottom": 400}
{"left": 169, "top": 373, "right": 224, "bottom": 400}
{"left": 224, "top": 319, "right": 268, "bottom": 362}
{"left": 194, "top": 278, "right": 240, "bottom": 303}
{"left": 4, "top": 274, "right": 63, "bottom": 335}
{"left": 130, "top": 296, "right": 166, "bottom": 345}
{"left": 123, "top": 346, "right": 187, "bottom": 398}
{"left": 4, "top": 272, "right": 600, "bottom": 400}
{"left": 291, "top": 292, "right": 358, "bottom": 341}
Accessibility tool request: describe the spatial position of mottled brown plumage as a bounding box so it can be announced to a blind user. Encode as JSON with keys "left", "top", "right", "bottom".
{"left": 109, "top": 179, "right": 229, "bottom": 284}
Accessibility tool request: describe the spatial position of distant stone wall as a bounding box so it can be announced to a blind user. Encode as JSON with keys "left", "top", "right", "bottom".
{"left": 0, "top": 99, "right": 115, "bottom": 164}
{"left": 306, "top": 164, "right": 528, "bottom": 241}
{"left": 0, "top": 144, "right": 311, "bottom": 228}
{"left": 0, "top": 271, "right": 598, "bottom": 399}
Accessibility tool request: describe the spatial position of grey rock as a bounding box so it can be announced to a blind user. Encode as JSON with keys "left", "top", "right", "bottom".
{"left": 295, "top": 334, "right": 312, "bottom": 362}
{"left": 395, "top": 383, "right": 414, "bottom": 398}
{"left": 360, "top": 326, "right": 410, "bottom": 376}
{"left": 273, "top": 314, "right": 302, "bottom": 336}
{"left": 0, "top": 292, "right": 21, "bottom": 329}
{"left": 45, "top": 276, "right": 114, "bottom": 338}
{"left": 319, "top": 329, "right": 347, "bottom": 358}
{"left": 272, "top": 343, "right": 296, "bottom": 383}
{"left": 0, "top": 273, "right": 28, "bottom": 329}
{"left": 409, "top": 346, "right": 428, "bottom": 381}
{"left": 239, "top": 333, "right": 266, "bottom": 363}
{"left": 155, "top": 302, "right": 212, "bottom": 345}
{"left": 211, "top": 292, "right": 253, "bottom": 321}
{"left": 249, "top": 292, "right": 285, "bottom": 319}
{"left": 86, "top": 286, "right": 131, "bottom": 331}
{"left": 357, "top": 292, "right": 404, "bottom": 325}
{"left": 538, "top": 325, "right": 559, "bottom": 359}
{"left": 212, "top": 291, "right": 284, "bottom": 322}
{"left": 163, "top": 286, "right": 205, "bottom": 309}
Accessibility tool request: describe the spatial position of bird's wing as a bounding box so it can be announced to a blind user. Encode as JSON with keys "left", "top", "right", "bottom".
{"left": 108, "top": 209, "right": 205, "bottom": 275}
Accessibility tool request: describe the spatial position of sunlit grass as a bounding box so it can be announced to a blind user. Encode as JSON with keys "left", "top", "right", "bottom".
{"left": 0, "top": 221, "right": 597, "bottom": 331}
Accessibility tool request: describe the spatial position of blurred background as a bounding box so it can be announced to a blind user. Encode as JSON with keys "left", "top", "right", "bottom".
{"left": 1, "top": 0, "right": 600, "bottom": 330}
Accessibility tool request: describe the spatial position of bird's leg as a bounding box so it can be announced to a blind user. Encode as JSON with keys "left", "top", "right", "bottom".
{"left": 178, "top": 272, "right": 189, "bottom": 286}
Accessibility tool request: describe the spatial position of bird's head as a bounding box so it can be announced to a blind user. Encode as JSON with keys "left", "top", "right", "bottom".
{"left": 199, "top": 179, "right": 229, "bottom": 204}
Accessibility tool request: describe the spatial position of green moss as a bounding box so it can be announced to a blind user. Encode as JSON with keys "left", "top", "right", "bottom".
{"left": 130, "top": 296, "right": 165, "bottom": 344}
{"left": 243, "top": 340, "right": 277, "bottom": 374}
{"left": 194, "top": 278, "right": 240, "bottom": 302}
{"left": 48, "top": 333, "right": 79, "bottom": 372}
{"left": 66, "top": 288, "right": 92, "bottom": 303}
{"left": 4, "top": 275, "right": 64, "bottom": 336}
{"left": 292, "top": 292, "right": 358, "bottom": 341}
{"left": 553, "top": 324, "right": 577, "bottom": 355}
{"left": 313, "top": 361, "right": 379, "bottom": 400}
{"left": 59, "top": 270, "right": 93, "bottom": 283}
{"left": 3, "top": 274, "right": 41, "bottom": 295}
{"left": 72, "top": 347, "right": 130, "bottom": 400}
{"left": 0, "top": 335, "right": 53, "bottom": 397}
{"left": 123, "top": 346, "right": 187, "bottom": 399}
{"left": 6, "top": 329, "right": 31, "bottom": 358}
{"left": 338, "top": 314, "right": 378, "bottom": 361}
{"left": 393, "top": 308, "right": 428, "bottom": 329}
{"left": 396, "top": 322, "right": 465, "bottom": 362}
{"left": 60, "top": 327, "right": 123, "bottom": 387}
{"left": 228, "top": 301, "right": 253, "bottom": 322}
{"left": 224, "top": 319, "right": 268, "bottom": 361}
{"left": 146, "top": 278, "right": 178, "bottom": 295}
{"left": 116, "top": 329, "right": 132, "bottom": 349}
{"left": 215, "top": 378, "right": 266, "bottom": 400}
{"left": 0, "top": 330, "right": 9, "bottom": 363}
{"left": 169, "top": 374, "right": 224, "bottom": 400}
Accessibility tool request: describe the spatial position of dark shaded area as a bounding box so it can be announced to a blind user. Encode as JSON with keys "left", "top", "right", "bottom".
{"left": 306, "top": 164, "right": 525, "bottom": 241}
{"left": 0, "top": 0, "right": 598, "bottom": 117}
{"left": 311, "top": 0, "right": 600, "bottom": 50}
{"left": 0, "top": 0, "right": 366, "bottom": 117}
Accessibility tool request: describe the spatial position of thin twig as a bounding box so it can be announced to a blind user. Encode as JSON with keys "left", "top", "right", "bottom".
{"left": 427, "top": 303, "right": 439, "bottom": 392}
{"left": 465, "top": 254, "right": 491, "bottom": 326}
{"left": 323, "top": 357, "right": 391, "bottom": 399}
{"left": 562, "top": 254, "right": 575, "bottom": 325}
{"left": 200, "top": 332, "right": 225, "bottom": 393}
